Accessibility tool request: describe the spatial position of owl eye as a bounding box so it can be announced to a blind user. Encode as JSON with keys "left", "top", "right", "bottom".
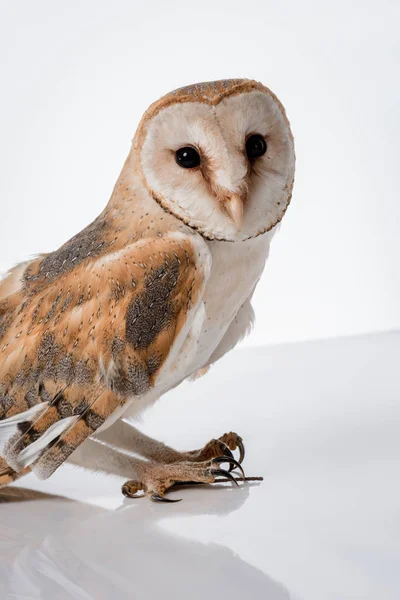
{"left": 246, "top": 134, "right": 267, "bottom": 160}
{"left": 175, "top": 146, "right": 201, "bottom": 169}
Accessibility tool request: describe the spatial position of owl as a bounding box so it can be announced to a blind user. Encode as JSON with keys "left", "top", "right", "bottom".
{"left": 0, "top": 79, "right": 295, "bottom": 502}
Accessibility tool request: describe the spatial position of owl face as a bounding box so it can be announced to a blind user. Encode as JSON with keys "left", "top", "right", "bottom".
{"left": 136, "top": 80, "right": 295, "bottom": 242}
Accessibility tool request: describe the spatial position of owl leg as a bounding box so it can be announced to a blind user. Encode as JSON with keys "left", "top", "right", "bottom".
{"left": 93, "top": 420, "right": 187, "bottom": 463}
{"left": 67, "top": 438, "right": 147, "bottom": 479}
{"left": 68, "top": 438, "right": 245, "bottom": 502}
{"left": 93, "top": 420, "right": 244, "bottom": 467}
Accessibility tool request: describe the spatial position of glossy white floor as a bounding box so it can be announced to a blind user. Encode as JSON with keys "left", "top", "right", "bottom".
{"left": 1, "top": 332, "right": 399, "bottom": 600}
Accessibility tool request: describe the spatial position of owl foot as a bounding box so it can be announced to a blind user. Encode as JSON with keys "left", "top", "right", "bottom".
{"left": 121, "top": 455, "right": 244, "bottom": 502}
{"left": 186, "top": 431, "right": 245, "bottom": 468}
{"left": 219, "top": 432, "right": 245, "bottom": 464}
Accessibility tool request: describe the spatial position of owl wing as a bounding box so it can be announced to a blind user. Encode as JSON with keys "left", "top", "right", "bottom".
{"left": 0, "top": 232, "right": 210, "bottom": 480}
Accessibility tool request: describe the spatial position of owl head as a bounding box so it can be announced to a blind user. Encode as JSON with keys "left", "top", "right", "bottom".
{"left": 134, "top": 79, "right": 295, "bottom": 242}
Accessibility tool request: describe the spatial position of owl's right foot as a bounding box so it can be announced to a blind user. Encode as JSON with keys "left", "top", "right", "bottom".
{"left": 121, "top": 455, "right": 244, "bottom": 503}
{"left": 185, "top": 431, "right": 245, "bottom": 467}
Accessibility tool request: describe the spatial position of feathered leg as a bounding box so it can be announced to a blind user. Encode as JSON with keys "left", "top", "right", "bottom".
{"left": 93, "top": 421, "right": 185, "bottom": 463}
{"left": 94, "top": 420, "right": 245, "bottom": 465}
{"left": 68, "top": 437, "right": 243, "bottom": 502}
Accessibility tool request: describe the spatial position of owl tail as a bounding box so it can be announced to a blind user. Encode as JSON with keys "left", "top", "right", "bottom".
{"left": 0, "top": 456, "right": 30, "bottom": 487}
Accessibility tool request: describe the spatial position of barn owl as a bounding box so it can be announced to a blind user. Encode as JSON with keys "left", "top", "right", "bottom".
{"left": 0, "top": 79, "right": 295, "bottom": 502}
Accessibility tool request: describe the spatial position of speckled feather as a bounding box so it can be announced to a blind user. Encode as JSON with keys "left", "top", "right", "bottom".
{"left": 0, "top": 228, "right": 208, "bottom": 480}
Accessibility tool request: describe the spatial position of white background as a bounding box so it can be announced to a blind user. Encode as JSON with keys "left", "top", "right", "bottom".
{"left": 1, "top": 6, "right": 399, "bottom": 597}
{"left": 0, "top": 0, "right": 399, "bottom": 346}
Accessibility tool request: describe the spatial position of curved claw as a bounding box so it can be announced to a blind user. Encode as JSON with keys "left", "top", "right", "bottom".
{"left": 219, "top": 441, "right": 235, "bottom": 470}
{"left": 121, "top": 481, "right": 144, "bottom": 498}
{"left": 213, "top": 455, "right": 245, "bottom": 479}
{"left": 221, "top": 442, "right": 234, "bottom": 461}
{"left": 211, "top": 468, "right": 239, "bottom": 486}
{"left": 149, "top": 493, "right": 182, "bottom": 503}
{"left": 237, "top": 438, "right": 245, "bottom": 464}
{"left": 221, "top": 442, "right": 237, "bottom": 472}
{"left": 122, "top": 486, "right": 138, "bottom": 499}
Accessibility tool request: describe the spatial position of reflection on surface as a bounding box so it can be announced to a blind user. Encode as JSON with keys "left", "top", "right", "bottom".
{"left": 0, "top": 483, "right": 291, "bottom": 600}
{"left": 1, "top": 334, "right": 400, "bottom": 600}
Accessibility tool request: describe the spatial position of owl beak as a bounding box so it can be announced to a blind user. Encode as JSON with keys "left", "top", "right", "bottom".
{"left": 224, "top": 194, "right": 244, "bottom": 231}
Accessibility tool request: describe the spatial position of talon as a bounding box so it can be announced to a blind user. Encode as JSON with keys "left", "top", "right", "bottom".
{"left": 121, "top": 480, "right": 144, "bottom": 498}
{"left": 211, "top": 468, "right": 239, "bottom": 486}
{"left": 149, "top": 493, "right": 182, "bottom": 503}
{"left": 122, "top": 485, "right": 136, "bottom": 498}
{"left": 237, "top": 438, "right": 245, "bottom": 464}
{"left": 213, "top": 455, "right": 245, "bottom": 479}
{"left": 220, "top": 442, "right": 234, "bottom": 461}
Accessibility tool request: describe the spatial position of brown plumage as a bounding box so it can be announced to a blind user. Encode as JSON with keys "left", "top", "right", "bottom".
{"left": 0, "top": 217, "right": 206, "bottom": 480}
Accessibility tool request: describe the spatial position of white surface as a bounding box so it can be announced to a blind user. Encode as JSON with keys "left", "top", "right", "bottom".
{"left": 0, "top": 1, "right": 399, "bottom": 346}
{"left": 1, "top": 331, "right": 399, "bottom": 600}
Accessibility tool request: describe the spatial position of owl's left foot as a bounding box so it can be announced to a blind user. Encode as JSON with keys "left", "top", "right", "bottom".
{"left": 121, "top": 455, "right": 245, "bottom": 503}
